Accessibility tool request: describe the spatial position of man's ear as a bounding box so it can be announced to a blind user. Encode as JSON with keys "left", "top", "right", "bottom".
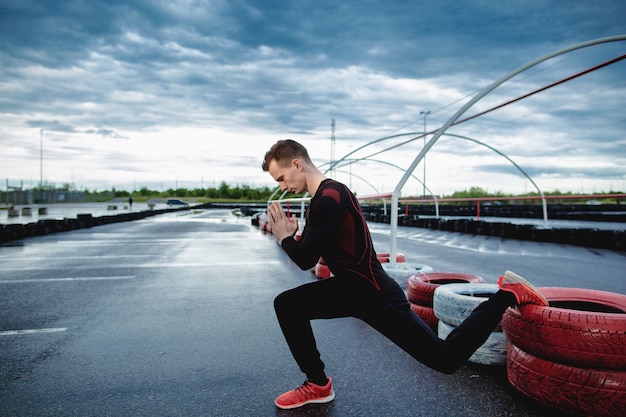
{"left": 292, "top": 158, "right": 303, "bottom": 171}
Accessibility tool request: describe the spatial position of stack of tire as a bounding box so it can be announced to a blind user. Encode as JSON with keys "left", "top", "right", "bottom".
{"left": 314, "top": 252, "right": 407, "bottom": 280}
{"left": 433, "top": 283, "right": 509, "bottom": 366}
{"left": 501, "top": 287, "right": 626, "bottom": 417}
{"left": 382, "top": 253, "right": 436, "bottom": 282}
{"left": 406, "top": 272, "right": 485, "bottom": 332}
{"left": 377, "top": 252, "right": 406, "bottom": 264}
{"left": 257, "top": 213, "right": 271, "bottom": 232}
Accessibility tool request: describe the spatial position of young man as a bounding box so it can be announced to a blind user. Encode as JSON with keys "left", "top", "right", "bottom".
{"left": 262, "top": 139, "right": 548, "bottom": 410}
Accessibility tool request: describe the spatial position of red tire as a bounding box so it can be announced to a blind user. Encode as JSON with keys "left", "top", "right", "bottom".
{"left": 314, "top": 257, "right": 332, "bottom": 279}
{"left": 507, "top": 344, "right": 626, "bottom": 417}
{"left": 377, "top": 252, "right": 406, "bottom": 263}
{"left": 409, "top": 302, "right": 438, "bottom": 331}
{"left": 258, "top": 213, "right": 270, "bottom": 231}
{"left": 406, "top": 272, "right": 485, "bottom": 306}
{"left": 501, "top": 287, "right": 626, "bottom": 369}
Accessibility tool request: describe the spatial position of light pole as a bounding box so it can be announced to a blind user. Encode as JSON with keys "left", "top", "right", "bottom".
{"left": 39, "top": 129, "right": 43, "bottom": 203}
{"left": 419, "top": 111, "right": 430, "bottom": 198}
{"left": 348, "top": 145, "right": 353, "bottom": 190}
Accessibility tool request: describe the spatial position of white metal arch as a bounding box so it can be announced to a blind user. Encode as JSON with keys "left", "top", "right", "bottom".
{"left": 388, "top": 35, "right": 626, "bottom": 266}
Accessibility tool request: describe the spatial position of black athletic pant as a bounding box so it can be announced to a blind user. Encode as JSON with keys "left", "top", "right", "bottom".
{"left": 274, "top": 274, "right": 515, "bottom": 382}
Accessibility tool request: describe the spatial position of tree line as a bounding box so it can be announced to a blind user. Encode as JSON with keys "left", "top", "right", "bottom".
{"left": 86, "top": 182, "right": 275, "bottom": 201}
{"left": 29, "top": 182, "right": 622, "bottom": 203}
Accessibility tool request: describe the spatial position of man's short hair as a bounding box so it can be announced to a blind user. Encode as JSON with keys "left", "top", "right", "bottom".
{"left": 262, "top": 139, "right": 313, "bottom": 171}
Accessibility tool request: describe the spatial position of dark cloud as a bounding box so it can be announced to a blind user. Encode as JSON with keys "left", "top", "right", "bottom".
{"left": 26, "top": 120, "right": 77, "bottom": 133}
{"left": 1, "top": 0, "right": 624, "bottom": 193}
{"left": 85, "top": 128, "right": 129, "bottom": 139}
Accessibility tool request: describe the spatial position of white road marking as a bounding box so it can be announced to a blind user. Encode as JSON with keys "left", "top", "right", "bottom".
{"left": 0, "top": 261, "right": 284, "bottom": 272}
{"left": 139, "top": 260, "right": 284, "bottom": 268}
{"left": 0, "top": 276, "right": 135, "bottom": 284}
{"left": 50, "top": 236, "right": 259, "bottom": 245}
{"left": 0, "top": 255, "right": 152, "bottom": 261}
{"left": 0, "top": 327, "right": 68, "bottom": 336}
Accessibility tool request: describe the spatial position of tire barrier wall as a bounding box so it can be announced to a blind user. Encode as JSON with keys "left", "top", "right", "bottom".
{"left": 365, "top": 202, "right": 626, "bottom": 222}
{"left": 502, "top": 287, "right": 626, "bottom": 417}
{"left": 0, "top": 206, "right": 193, "bottom": 243}
{"left": 248, "top": 202, "right": 625, "bottom": 250}
{"left": 361, "top": 208, "right": 626, "bottom": 252}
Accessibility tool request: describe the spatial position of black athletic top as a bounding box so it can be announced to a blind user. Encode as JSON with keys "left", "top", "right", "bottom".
{"left": 281, "top": 179, "right": 389, "bottom": 291}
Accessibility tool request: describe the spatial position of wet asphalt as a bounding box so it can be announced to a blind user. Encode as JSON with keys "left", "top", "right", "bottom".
{"left": 0, "top": 208, "right": 624, "bottom": 417}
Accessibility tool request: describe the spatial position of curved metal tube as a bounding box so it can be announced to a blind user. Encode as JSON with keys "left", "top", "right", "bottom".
{"left": 388, "top": 35, "right": 626, "bottom": 266}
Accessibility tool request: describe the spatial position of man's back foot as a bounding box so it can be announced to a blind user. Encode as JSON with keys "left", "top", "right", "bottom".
{"left": 274, "top": 378, "right": 335, "bottom": 409}
{"left": 498, "top": 270, "right": 548, "bottom": 306}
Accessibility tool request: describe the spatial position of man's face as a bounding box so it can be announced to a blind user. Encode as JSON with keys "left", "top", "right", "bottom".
{"left": 268, "top": 158, "right": 305, "bottom": 194}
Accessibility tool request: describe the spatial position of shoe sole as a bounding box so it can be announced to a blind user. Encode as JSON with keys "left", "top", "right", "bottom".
{"left": 275, "top": 391, "right": 335, "bottom": 409}
{"left": 503, "top": 270, "right": 534, "bottom": 287}
{"left": 501, "top": 270, "right": 548, "bottom": 305}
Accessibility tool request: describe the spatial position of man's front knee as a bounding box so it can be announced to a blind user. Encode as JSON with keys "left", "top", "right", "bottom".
{"left": 274, "top": 289, "right": 295, "bottom": 314}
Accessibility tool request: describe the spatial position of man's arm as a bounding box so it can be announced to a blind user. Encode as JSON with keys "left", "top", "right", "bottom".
{"left": 268, "top": 202, "right": 298, "bottom": 243}
{"left": 280, "top": 192, "right": 343, "bottom": 271}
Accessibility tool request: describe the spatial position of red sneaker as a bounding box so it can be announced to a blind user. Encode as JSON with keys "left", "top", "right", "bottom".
{"left": 498, "top": 270, "right": 548, "bottom": 306}
{"left": 274, "top": 378, "right": 335, "bottom": 409}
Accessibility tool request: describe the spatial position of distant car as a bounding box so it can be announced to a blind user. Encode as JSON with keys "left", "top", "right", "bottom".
{"left": 166, "top": 198, "right": 190, "bottom": 207}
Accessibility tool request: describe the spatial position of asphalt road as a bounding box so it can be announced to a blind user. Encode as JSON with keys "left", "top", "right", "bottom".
{"left": 1, "top": 209, "right": 624, "bottom": 417}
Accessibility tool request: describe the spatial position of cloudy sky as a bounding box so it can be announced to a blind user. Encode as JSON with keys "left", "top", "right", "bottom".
{"left": 1, "top": 0, "right": 625, "bottom": 197}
